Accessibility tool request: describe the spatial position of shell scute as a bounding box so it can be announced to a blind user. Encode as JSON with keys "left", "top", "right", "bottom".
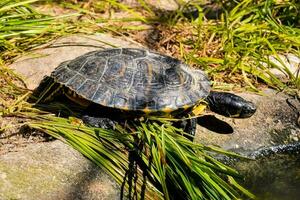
{"left": 77, "top": 79, "right": 98, "bottom": 99}
{"left": 93, "top": 85, "right": 112, "bottom": 105}
{"left": 175, "top": 95, "right": 192, "bottom": 107}
{"left": 79, "top": 57, "right": 106, "bottom": 80}
{"left": 66, "top": 74, "right": 86, "bottom": 90}
{"left": 95, "top": 48, "right": 121, "bottom": 57}
{"left": 53, "top": 65, "right": 76, "bottom": 84}
{"left": 67, "top": 54, "right": 93, "bottom": 71}
{"left": 110, "top": 93, "right": 130, "bottom": 108}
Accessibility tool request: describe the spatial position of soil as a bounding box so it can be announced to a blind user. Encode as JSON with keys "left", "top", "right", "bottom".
{"left": 0, "top": 117, "right": 50, "bottom": 155}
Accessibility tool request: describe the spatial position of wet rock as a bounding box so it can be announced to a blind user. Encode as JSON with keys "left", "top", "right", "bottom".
{"left": 234, "top": 143, "right": 300, "bottom": 200}
{"left": 195, "top": 89, "right": 300, "bottom": 154}
{"left": 0, "top": 140, "right": 120, "bottom": 200}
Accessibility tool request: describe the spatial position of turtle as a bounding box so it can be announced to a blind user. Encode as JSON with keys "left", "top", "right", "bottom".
{"left": 34, "top": 48, "right": 256, "bottom": 138}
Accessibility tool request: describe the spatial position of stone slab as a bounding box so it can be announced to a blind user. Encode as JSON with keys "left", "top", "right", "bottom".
{"left": 0, "top": 140, "right": 119, "bottom": 200}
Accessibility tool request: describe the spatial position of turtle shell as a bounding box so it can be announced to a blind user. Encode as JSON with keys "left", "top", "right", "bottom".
{"left": 50, "top": 48, "right": 210, "bottom": 115}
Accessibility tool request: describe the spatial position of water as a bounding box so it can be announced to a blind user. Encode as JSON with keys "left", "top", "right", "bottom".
{"left": 234, "top": 143, "right": 300, "bottom": 200}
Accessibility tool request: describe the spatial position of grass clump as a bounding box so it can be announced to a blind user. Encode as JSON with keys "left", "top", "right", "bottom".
{"left": 28, "top": 114, "right": 254, "bottom": 200}
{"left": 0, "top": 0, "right": 80, "bottom": 63}
{"left": 217, "top": 0, "right": 300, "bottom": 91}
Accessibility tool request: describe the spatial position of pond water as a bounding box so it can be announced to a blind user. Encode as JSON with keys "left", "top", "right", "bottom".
{"left": 234, "top": 143, "right": 300, "bottom": 200}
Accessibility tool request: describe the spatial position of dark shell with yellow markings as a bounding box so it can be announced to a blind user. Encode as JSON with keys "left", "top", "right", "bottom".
{"left": 50, "top": 48, "right": 210, "bottom": 115}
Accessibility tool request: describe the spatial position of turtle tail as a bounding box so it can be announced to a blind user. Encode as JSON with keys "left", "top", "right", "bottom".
{"left": 206, "top": 91, "right": 256, "bottom": 118}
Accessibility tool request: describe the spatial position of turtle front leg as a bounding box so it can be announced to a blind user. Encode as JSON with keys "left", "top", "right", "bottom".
{"left": 173, "top": 118, "right": 197, "bottom": 141}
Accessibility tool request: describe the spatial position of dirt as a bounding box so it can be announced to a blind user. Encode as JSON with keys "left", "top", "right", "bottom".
{"left": 0, "top": 117, "right": 50, "bottom": 155}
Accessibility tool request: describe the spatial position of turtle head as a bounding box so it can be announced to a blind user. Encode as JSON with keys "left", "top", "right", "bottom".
{"left": 206, "top": 91, "right": 257, "bottom": 118}
{"left": 236, "top": 100, "right": 257, "bottom": 118}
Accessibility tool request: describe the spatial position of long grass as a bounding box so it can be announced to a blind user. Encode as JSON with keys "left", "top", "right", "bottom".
{"left": 2, "top": 0, "right": 299, "bottom": 93}
{"left": 217, "top": 0, "right": 300, "bottom": 91}
{"left": 178, "top": 0, "right": 299, "bottom": 92}
{"left": 0, "top": 0, "right": 82, "bottom": 63}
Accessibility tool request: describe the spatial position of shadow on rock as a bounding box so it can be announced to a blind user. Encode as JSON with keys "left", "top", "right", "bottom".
{"left": 197, "top": 115, "right": 234, "bottom": 134}
{"left": 64, "top": 163, "right": 108, "bottom": 200}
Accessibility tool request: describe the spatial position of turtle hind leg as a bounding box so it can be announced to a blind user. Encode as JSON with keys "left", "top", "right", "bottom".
{"left": 173, "top": 118, "right": 197, "bottom": 141}
{"left": 82, "top": 104, "right": 119, "bottom": 129}
{"left": 82, "top": 115, "right": 117, "bottom": 130}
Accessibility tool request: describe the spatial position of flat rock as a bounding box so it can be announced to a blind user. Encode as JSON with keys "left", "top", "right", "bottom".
{"left": 0, "top": 140, "right": 119, "bottom": 200}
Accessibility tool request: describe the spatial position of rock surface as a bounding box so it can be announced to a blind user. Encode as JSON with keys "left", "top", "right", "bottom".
{"left": 3, "top": 34, "right": 300, "bottom": 199}
{"left": 196, "top": 89, "right": 300, "bottom": 154}
{"left": 0, "top": 140, "right": 120, "bottom": 200}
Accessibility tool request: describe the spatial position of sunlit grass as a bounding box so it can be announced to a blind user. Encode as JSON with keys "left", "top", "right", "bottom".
{"left": 106, "top": 0, "right": 300, "bottom": 93}
{"left": 0, "top": 0, "right": 83, "bottom": 63}
{"left": 2, "top": 0, "right": 299, "bottom": 93}
{"left": 193, "top": 0, "right": 298, "bottom": 92}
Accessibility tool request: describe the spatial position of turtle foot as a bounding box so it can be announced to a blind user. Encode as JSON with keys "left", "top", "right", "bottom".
{"left": 82, "top": 115, "right": 117, "bottom": 130}
{"left": 173, "top": 118, "right": 197, "bottom": 141}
